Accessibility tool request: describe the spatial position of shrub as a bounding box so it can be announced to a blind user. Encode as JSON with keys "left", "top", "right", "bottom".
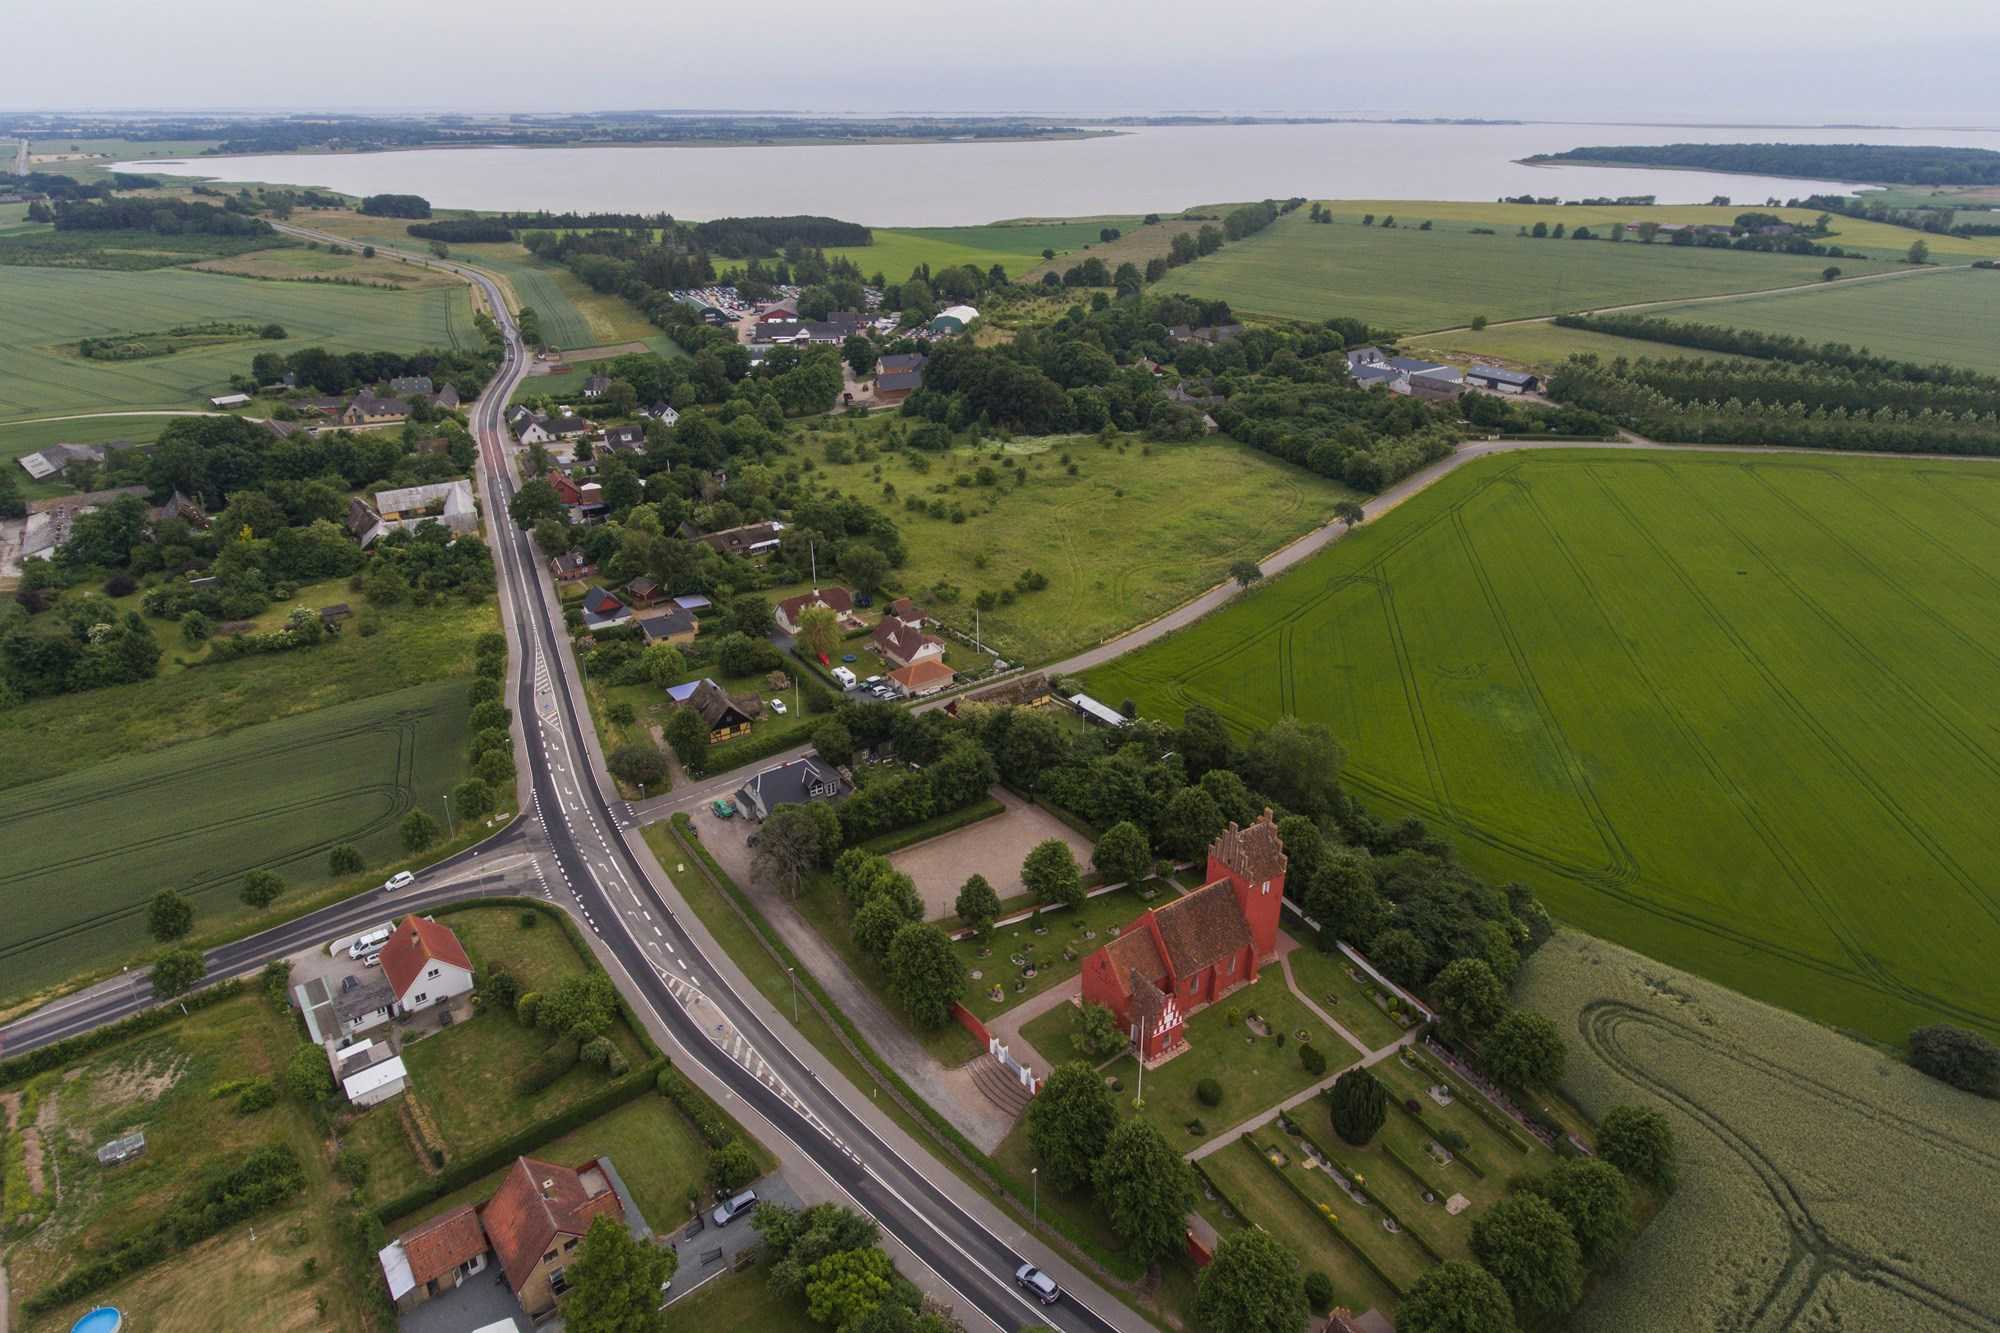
{"left": 235, "top": 1078, "right": 279, "bottom": 1113}
{"left": 1908, "top": 1024, "right": 2000, "bottom": 1097}
{"left": 328, "top": 843, "right": 364, "bottom": 876}
{"left": 481, "top": 969, "right": 521, "bottom": 1012}
{"left": 706, "top": 1139, "right": 760, "bottom": 1194}
{"left": 519, "top": 909, "right": 539, "bottom": 928}
{"left": 1438, "top": 1127, "right": 1470, "bottom": 1152}
{"left": 1300, "top": 1043, "right": 1327, "bottom": 1076}
{"left": 516, "top": 991, "right": 542, "bottom": 1026}
{"left": 658, "top": 1067, "right": 734, "bottom": 1147}
{"left": 333, "top": 1149, "right": 370, "bottom": 1189}
{"left": 579, "top": 1035, "right": 615, "bottom": 1069}
{"left": 1405, "top": 1097, "right": 1422, "bottom": 1113}
{"left": 1330, "top": 1067, "right": 1387, "bottom": 1145}
{"left": 518, "top": 1034, "right": 581, "bottom": 1093}
{"left": 1196, "top": 1078, "right": 1223, "bottom": 1107}
{"left": 1303, "top": 1271, "right": 1335, "bottom": 1313}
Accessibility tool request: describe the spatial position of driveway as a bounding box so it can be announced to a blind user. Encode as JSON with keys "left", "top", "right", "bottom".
{"left": 664, "top": 1170, "right": 799, "bottom": 1306}
{"left": 685, "top": 806, "right": 1021, "bottom": 1152}
{"left": 890, "top": 788, "right": 1094, "bottom": 919}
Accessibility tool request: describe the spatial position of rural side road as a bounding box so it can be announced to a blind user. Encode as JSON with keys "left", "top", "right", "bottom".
{"left": 1041, "top": 435, "right": 2000, "bottom": 680}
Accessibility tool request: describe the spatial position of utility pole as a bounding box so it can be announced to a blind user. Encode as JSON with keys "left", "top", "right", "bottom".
{"left": 1031, "top": 1167, "right": 1038, "bottom": 1226}
{"left": 443, "top": 792, "right": 454, "bottom": 838}
{"left": 787, "top": 966, "right": 798, "bottom": 1023}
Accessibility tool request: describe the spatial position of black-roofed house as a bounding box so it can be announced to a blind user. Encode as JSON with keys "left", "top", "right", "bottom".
{"left": 580, "top": 586, "right": 630, "bottom": 630}
{"left": 735, "top": 756, "right": 848, "bottom": 820}
{"left": 639, "top": 604, "right": 699, "bottom": 646}
{"left": 583, "top": 375, "right": 611, "bottom": 399}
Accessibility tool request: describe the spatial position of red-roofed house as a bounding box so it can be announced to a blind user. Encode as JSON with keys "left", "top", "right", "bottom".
{"left": 774, "top": 586, "right": 855, "bottom": 635}
{"left": 378, "top": 1203, "right": 490, "bottom": 1311}
{"left": 871, "top": 617, "right": 945, "bottom": 669}
{"left": 1079, "top": 811, "right": 1287, "bottom": 1063}
{"left": 482, "top": 1156, "right": 629, "bottom": 1315}
{"left": 377, "top": 1155, "right": 645, "bottom": 1317}
{"left": 379, "top": 914, "right": 475, "bottom": 1017}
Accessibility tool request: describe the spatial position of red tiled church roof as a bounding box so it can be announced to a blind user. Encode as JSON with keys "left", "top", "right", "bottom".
{"left": 1152, "top": 880, "right": 1254, "bottom": 979}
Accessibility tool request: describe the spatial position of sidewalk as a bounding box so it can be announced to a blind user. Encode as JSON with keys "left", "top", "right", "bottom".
{"left": 1273, "top": 937, "right": 1374, "bottom": 1059}
{"left": 983, "top": 976, "right": 1082, "bottom": 1080}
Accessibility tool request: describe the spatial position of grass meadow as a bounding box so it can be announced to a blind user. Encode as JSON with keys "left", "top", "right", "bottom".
{"left": 821, "top": 218, "right": 1140, "bottom": 283}
{"left": 4, "top": 989, "right": 389, "bottom": 1333}
{"left": 1086, "top": 449, "right": 2000, "bottom": 1045}
{"left": 1401, "top": 319, "right": 1762, "bottom": 377}
{"left": 0, "top": 264, "right": 474, "bottom": 424}
{"left": 1633, "top": 267, "right": 2000, "bottom": 373}
{"left": 803, "top": 418, "right": 1357, "bottom": 663}
{"left": 1152, "top": 207, "right": 1905, "bottom": 331}
{"left": 1519, "top": 929, "right": 2000, "bottom": 1333}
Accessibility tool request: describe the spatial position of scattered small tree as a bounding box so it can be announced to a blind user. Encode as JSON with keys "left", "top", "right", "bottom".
{"left": 1908, "top": 238, "right": 1930, "bottom": 265}
{"left": 1333, "top": 500, "right": 1366, "bottom": 528}
{"left": 1524, "top": 1157, "right": 1634, "bottom": 1271}
{"left": 284, "top": 1040, "right": 335, "bottom": 1104}
{"left": 1230, "top": 559, "right": 1262, "bottom": 586}
{"left": 148, "top": 889, "right": 194, "bottom": 942}
{"left": 1330, "top": 1066, "right": 1387, "bottom": 1145}
{"left": 1470, "top": 314, "right": 1489, "bottom": 331}
{"left": 1482, "top": 1010, "right": 1567, "bottom": 1089}
{"left": 1303, "top": 1271, "right": 1335, "bottom": 1314}
{"left": 953, "top": 873, "right": 1001, "bottom": 937}
{"left": 1021, "top": 838, "right": 1083, "bottom": 909}
{"left": 151, "top": 947, "right": 205, "bottom": 997}
{"left": 328, "top": 843, "right": 364, "bottom": 876}
{"left": 400, "top": 808, "right": 439, "bottom": 853}
{"left": 795, "top": 604, "right": 841, "bottom": 662}
{"left": 240, "top": 869, "right": 285, "bottom": 909}
{"left": 608, "top": 744, "right": 669, "bottom": 790}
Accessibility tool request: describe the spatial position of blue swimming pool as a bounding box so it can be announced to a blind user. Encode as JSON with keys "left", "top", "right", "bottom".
{"left": 70, "top": 1309, "right": 123, "bottom": 1333}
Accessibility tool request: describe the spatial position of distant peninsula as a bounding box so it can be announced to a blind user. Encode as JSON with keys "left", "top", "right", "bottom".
{"left": 1523, "top": 142, "right": 2000, "bottom": 186}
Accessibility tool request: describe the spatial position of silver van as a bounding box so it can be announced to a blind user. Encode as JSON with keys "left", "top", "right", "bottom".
{"left": 711, "top": 1188, "right": 758, "bottom": 1226}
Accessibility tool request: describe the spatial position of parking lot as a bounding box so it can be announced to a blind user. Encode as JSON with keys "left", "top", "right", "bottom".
{"left": 888, "top": 788, "right": 1094, "bottom": 919}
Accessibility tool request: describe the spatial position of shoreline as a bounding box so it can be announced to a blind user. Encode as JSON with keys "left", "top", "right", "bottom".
{"left": 1512, "top": 154, "right": 1902, "bottom": 190}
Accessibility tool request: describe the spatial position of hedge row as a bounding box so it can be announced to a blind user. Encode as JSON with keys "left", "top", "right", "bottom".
{"left": 1388, "top": 1096, "right": 1487, "bottom": 1179}
{"left": 693, "top": 719, "right": 820, "bottom": 778}
{"left": 1404, "top": 1049, "right": 1534, "bottom": 1153}
{"left": 857, "top": 796, "right": 1006, "bottom": 856}
{"left": 0, "top": 979, "right": 247, "bottom": 1089}
{"left": 1246, "top": 1133, "right": 1406, "bottom": 1296}
{"left": 666, "top": 815, "right": 1147, "bottom": 1282}
{"left": 1288, "top": 1118, "right": 1445, "bottom": 1263}
{"left": 657, "top": 1067, "right": 734, "bottom": 1148}
{"left": 373, "top": 1061, "right": 664, "bottom": 1225}
{"left": 25, "top": 1144, "right": 306, "bottom": 1314}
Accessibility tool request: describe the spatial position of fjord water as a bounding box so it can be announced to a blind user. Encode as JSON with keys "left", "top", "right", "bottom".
{"left": 125, "top": 122, "right": 2000, "bottom": 225}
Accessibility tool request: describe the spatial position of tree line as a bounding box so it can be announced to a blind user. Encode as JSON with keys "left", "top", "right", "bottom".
{"left": 1534, "top": 143, "right": 2000, "bottom": 187}
{"left": 50, "top": 194, "right": 272, "bottom": 237}
{"left": 1553, "top": 312, "right": 2000, "bottom": 390}
{"left": 358, "top": 192, "right": 431, "bottom": 218}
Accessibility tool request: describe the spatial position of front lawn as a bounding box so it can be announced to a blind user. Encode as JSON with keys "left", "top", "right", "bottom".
{"left": 661, "top": 1269, "right": 811, "bottom": 1333}
{"left": 1097, "top": 970, "right": 1358, "bottom": 1147}
{"left": 390, "top": 1092, "right": 740, "bottom": 1236}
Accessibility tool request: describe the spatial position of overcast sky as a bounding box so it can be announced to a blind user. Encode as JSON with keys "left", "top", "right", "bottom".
{"left": 10, "top": 0, "right": 1998, "bottom": 125}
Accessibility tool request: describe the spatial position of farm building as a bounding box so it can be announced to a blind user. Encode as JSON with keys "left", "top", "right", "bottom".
{"left": 350, "top": 479, "right": 478, "bottom": 546}
{"left": 96, "top": 1131, "right": 146, "bottom": 1166}
{"left": 1069, "top": 693, "right": 1129, "bottom": 728}
{"left": 208, "top": 392, "right": 252, "bottom": 409}
{"left": 1467, "top": 365, "right": 1541, "bottom": 393}
{"left": 683, "top": 678, "right": 760, "bottom": 744}
{"left": 689, "top": 519, "right": 785, "bottom": 558}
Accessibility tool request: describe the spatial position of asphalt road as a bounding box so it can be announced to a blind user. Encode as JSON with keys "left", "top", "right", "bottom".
{"left": 0, "top": 223, "right": 1127, "bottom": 1333}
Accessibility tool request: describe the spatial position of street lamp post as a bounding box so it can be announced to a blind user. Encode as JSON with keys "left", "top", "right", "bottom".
{"left": 443, "top": 792, "right": 454, "bottom": 838}
{"left": 1031, "top": 1167, "right": 1038, "bottom": 1226}
{"left": 787, "top": 967, "right": 798, "bottom": 1023}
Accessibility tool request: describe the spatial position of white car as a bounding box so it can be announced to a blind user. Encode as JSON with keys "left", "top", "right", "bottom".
{"left": 382, "top": 871, "right": 416, "bottom": 893}
{"left": 770, "top": 698, "right": 788, "bottom": 715}
{"left": 1015, "top": 1264, "right": 1060, "bottom": 1305}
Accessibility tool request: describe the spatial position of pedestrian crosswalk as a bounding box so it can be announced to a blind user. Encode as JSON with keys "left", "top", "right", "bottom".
{"left": 533, "top": 649, "right": 558, "bottom": 722}
{"left": 663, "top": 972, "right": 855, "bottom": 1163}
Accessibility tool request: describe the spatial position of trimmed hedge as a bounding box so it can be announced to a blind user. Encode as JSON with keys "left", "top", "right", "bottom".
{"left": 1247, "top": 1133, "right": 1407, "bottom": 1296}
{"left": 659, "top": 1067, "right": 734, "bottom": 1148}
{"left": 0, "top": 979, "right": 246, "bottom": 1089}
{"left": 374, "top": 1062, "right": 664, "bottom": 1224}
{"left": 857, "top": 796, "right": 1005, "bottom": 856}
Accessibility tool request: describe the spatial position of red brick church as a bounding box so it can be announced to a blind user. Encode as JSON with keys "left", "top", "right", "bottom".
{"left": 1079, "top": 811, "right": 1288, "bottom": 1063}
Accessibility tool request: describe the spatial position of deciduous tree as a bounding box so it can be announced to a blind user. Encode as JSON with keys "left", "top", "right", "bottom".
{"left": 1194, "top": 1228, "right": 1308, "bottom": 1333}
{"left": 149, "top": 889, "right": 194, "bottom": 942}
{"left": 754, "top": 804, "right": 827, "bottom": 898}
{"left": 1470, "top": 1192, "right": 1583, "bottom": 1321}
{"left": 1091, "top": 821, "right": 1152, "bottom": 886}
{"left": 1092, "top": 1119, "right": 1197, "bottom": 1266}
{"left": 562, "top": 1214, "right": 676, "bottom": 1333}
{"left": 1026, "top": 1061, "right": 1118, "bottom": 1192}
{"left": 240, "top": 869, "right": 285, "bottom": 909}
{"left": 953, "top": 874, "right": 1001, "bottom": 938}
{"left": 796, "top": 604, "right": 840, "bottom": 661}
{"left": 151, "top": 946, "right": 205, "bottom": 998}
{"left": 1524, "top": 1158, "right": 1633, "bottom": 1270}
{"left": 1021, "top": 838, "right": 1082, "bottom": 909}
{"left": 400, "top": 808, "right": 439, "bottom": 853}
{"left": 1596, "top": 1104, "right": 1677, "bottom": 1192}
{"left": 1433, "top": 958, "right": 1509, "bottom": 1045}
{"left": 886, "top": 923, "right": 964, "bottom": 1029}
{"left": 1908, "top": 1024, "right": 2000, "bottom": 1097}
{"left": 1482, "top": 1010, "right": 1566, "bottom": 1089}
{"left": 1398, "top": 1260, "right": 1518, "bottom": 1333}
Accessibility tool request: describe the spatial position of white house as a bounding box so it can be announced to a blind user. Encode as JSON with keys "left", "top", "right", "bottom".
{"left": 379, "top": 915, "right": 475, "bottom": 1015}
